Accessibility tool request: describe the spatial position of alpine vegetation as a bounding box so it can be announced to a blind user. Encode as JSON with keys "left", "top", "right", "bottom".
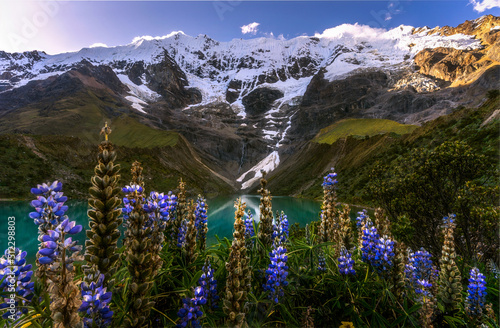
{"left": 1, "top": 122, "right": 498, "bottom": 328}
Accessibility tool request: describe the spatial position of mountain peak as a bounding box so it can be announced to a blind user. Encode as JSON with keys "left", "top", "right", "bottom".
{"left": 130, "top": 31, "right": 188, "bottom": 45}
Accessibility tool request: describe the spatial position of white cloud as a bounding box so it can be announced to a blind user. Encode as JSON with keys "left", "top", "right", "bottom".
{"left": 241, "top": 22, "right": 260, "bottom": 35}
{"left": 469, "top": 0, "right": 500, "bottom": 12}
{"left": 89, "top": 43, "right": 108, "bottom": 48}
{"left": 385, "top": 13, "right": 393, "bottom": 21}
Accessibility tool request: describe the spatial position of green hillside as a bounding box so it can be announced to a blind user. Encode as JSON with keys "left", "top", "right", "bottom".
{"left": 0, "top": 132, "right": 235, "bottom": 200}
{"left": 0, "top": 89, "right": 178, "bottom": 148}
{"left": 313, "top": 118, "right": 418, "bottom": 144}
{"left": 267, "top": 91, "right": 500, "bottom": 205}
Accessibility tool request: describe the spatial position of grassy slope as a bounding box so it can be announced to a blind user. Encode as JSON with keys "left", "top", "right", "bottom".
{"left": 267, "top": 93, "right": 499, "bottom": 204}
{"left": 0, "top": 89, "right": 178, "bottom": 148}
{"left": 313, "top": 118, "right": 418, "bottom": 144}
{"left": 0, "top": 133, "right": 236, "bottom": 200}
{"left": 0, "top": 89, "right": 235, "bottom": 199}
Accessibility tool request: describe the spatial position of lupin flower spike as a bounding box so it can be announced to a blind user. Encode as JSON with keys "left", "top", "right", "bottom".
{"left": 30, "top": 181, "right": 83, "bottom": 328}
{"left": 29, "top": 181, "right": 67, "bottom": 228}
{"left": 361, "top": 220, "right": 395, "bottom": 276}
{"left": 405, "top": 248, "right": 434, "bottom": 292}
{"left": 173, "top": 179, "right": 188, "bottom": 247}
{"left": 317, "top": 248, "right": 326, "bottom": 272}
{"left": 29, "top": 180, "right": 69, "bottom": 287}
{"left": 245, "top": 211, "right": 255, "bottom": 238}
{"left": 195, "top": 196, "right": 208, "bottom": 251}
{"left": 336, "top": 204, "right": 353, "bottom": 252}
{"left": 199, "top": 258, "right": 219, "bottom": 310}
{"left": 263, "top": 230, "right": 289, "bottom": 303}
{"left": 272, "top": 211, "right": 289, "bottom": 245}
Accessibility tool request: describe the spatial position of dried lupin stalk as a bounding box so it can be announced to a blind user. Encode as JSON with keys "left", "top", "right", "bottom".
{"left": 336, "top": 204, "right": 353, "bottom": 253}
{"left": 437, "top": 215, "right": 462, "bottom": 312}
{"left": 391, "top": 241, "right": 407, "bottom": 302}
{"left": 84, "top": 122, "right": 122, "bottom": 288}
{"left": 172, "top": 179, "right": 188, "bottom": 247}
{"left": 223, "top": 199, "right": 251, "bottom": 328}
{"left": 319, "top": 168, "right": 338, "bottom": 244}
{"left": 257, "top": 171, "right": 274, "bottom": 248}
{"left": 184, "top": 201, "right": 198, "bottom": 264}
{"left": 302, "top": 306, "right": 315, "bottom": 328}
{"left": 122, "top": 163, "right": 158, "bottom": 327}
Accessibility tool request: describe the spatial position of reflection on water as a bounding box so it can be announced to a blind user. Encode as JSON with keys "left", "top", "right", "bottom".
{"left": 0, "top": 196, "right": 368, "bottom": 263}
{"left": 206, "top": 195, "right": 322, "bottom": 245}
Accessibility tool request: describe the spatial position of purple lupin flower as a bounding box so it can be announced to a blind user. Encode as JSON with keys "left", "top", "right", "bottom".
{"left": 198, "top": 258, "right": 219, "bottom": 309}
{"left": 177, "top": 286, "right": 206, "bottom": 328}
{"left": 465, "top": 267, "right": 487, "bottom": 318}
{"left": 79, "top": 273, "right": 113, "bottom": 327}
{"left": 338, "top": 247, "right": 356, "bottom": 275}
{"left": 0, "top": 248, "right": 34, "bottom": 320}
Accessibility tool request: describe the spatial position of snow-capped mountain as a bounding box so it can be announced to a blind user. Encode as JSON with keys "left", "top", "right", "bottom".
{"left": 1, "top": 15, "right": 498, "bottom": 189}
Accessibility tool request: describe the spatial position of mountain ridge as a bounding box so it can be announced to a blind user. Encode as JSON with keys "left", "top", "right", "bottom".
{"left": 0, "top": 15, "right": 498, "bottom": 192}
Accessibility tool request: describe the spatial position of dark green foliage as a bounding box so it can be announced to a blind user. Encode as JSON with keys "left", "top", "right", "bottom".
{"left": 370, "top": 140, "right": 499, "bottom": 261}
{"left": 83, "top": 129, "right": 123, "bottom": 287}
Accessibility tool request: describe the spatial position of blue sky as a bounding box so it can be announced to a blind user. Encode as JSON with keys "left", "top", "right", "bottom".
{"left": 0, "top": 0, "right": 499, "bottom": 54}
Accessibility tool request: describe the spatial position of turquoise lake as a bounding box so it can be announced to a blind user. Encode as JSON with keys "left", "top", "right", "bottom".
{"left": 0, "top": 195, "right": 366, "bottom": 263}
